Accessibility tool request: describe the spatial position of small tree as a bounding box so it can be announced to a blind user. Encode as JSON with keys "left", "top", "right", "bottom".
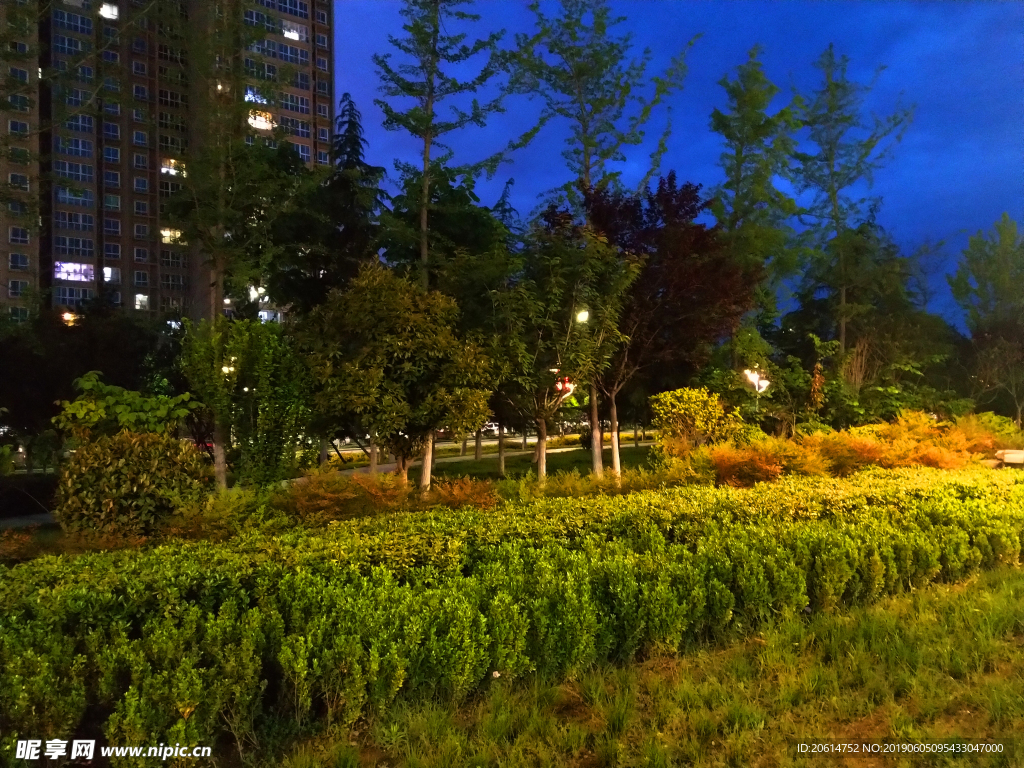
{"left": 299, "top": 264, "right": 491, "bottom": 486}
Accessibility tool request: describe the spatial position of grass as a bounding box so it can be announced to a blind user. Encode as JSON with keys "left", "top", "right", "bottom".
{"left": 412, "top": 445, "right": 655, "bottom": 483}
{"left": 279, "top": 566, "right": 1024, "bottom": 768}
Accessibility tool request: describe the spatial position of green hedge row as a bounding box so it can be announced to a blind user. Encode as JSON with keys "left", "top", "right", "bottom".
{"left": 2, "top": 469, "right": 1023, "bottom": 766}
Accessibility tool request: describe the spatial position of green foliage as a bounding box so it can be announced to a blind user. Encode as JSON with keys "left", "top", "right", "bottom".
{"left": 650, "top": 387, "right": 744, "bottom": 458}
{"left": 3, "top": 469, "right": 1024, "bottom": 762}
{"left": 52, "top": 371, "right": 199, "bottom": 441}
{"left": 53, "top": 431, "right": 211, "bottom": 535}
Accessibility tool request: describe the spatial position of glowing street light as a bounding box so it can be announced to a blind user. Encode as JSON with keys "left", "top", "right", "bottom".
{"left": 576, "top": 309, "right": 589, "bottom": 323}
{"left": 743, "top": 368, "right": 770, "bottom": 412}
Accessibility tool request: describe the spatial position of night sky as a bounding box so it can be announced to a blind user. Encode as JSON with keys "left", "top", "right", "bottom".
{"left": 333, "top": 1, "right": 1024, "bottom": 325}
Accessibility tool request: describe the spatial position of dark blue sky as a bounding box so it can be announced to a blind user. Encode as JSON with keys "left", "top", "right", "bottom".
{"left": 334, "top": 1, "right": 1024, "bottom": 324}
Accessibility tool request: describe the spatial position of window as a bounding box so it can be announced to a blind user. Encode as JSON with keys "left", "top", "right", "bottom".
{"left": 291, "top": 142, "right": 310, "bottom": 163}
{"left": 104, "top": 243, "right": 121, "bottom": 259}
{"left": 244, "top": 86, "right": 268, "bottom": 105}
{"left": 160, "top": 228, "right": 182, "bottom": 244}
{"left": 54, "top": 11, "right": 94, "bottom": 35}
{"left": 159, "top": 112, "right": 186, "bottom": 132}
{"left": 279, "top": 116, "right": 310, "bottom": 137}
{"left": 104, "top": 170, "right": 121, "bottom": 188}
{"left": 11, "top": 41, "right": 29, "bottom": 55}
{"left": 161, "top": 296, "right": 183, "bottom": 312}
{"left": 9, "top": 307, "right": 29, "bottom": 323}
{"left": 8, "top": 173, "right": 29, "bottom": 191}
{"left": 158, "top": 45, "right": 185, "bottom": 64}
{"left": 316, "top": 80, "right": 330, "bottom": 97}
{"left": 133, "top": 85, "right": 149, "bottom": 101}
{"left": 159, "top": 135, "right": 186, "bottom": 153}
{"left": 279, "top": 0, "right": 309, "bottom": 20}
{"left": 55, "top": 286, "right": 94, "bottom": 307}
{"left": 103, "top": 266, "right": 121, "bottom": 283}
{"left": 9, "top": 227, "right": 29, "bottom": 245}
{"left": 9, "top": 94, "right": 30, "bottom": 112}
{"left": 317, "top": 127, "right": 329, "bottom": 142}
{"left": 280, "top": 93, "right": 310, "bottom": 114}
{"left": 160, "top": 250, "right": 186, "bottom": 268}
{"left": 104, "top": 122, "right": 120, "bottom": 140}
{"left": 159, "top": 180, "right": 182, "bottom": 199}
{"left": 56, "top": 187, "right": 94, "bottom": 207}
{"left": 315, "top": 33, "right": 328, "bottom": 48}
{"left": 134, "top": 223, "right": 149, "bottom": 238}
{"left": 316, "top": 9, "right": 328, "bottom": 24}
{"left": 317, "top": 103, "right": 329, "bottom": 119}
{"left": 55, "top": 236, "right": 95, "bottom": 257}
{"left": 8, "top": 280, "right": 29, "bottom": 298}
{"left": 10, "top": 67, "right": 28, "bottom": 83}
{"left": 103, "top": 77, "right": 119, "bottom": 93}
{"left": 134, "top": 270, "right": 148, "bottom": 287}
{"left": 53, "top": 160, "right": 94, "bottom": 182}
{"left": 316, "top": 56, "right": 328, "bottom": 72}
{"left": 10, "top": 148, "right": 28, "bottom": 166}
{"left": 133, "top": 61, "right": 147, "bottom": 75}
{"left": 9, "top": 253, "right": 29, "bottom": 271}
{"left": 134, "top": 177, "right": 148, "bottom": 192}
{"left": 54, "top": 211, "right": 94, "bottom": 230}
{"left": 104, "top": 218, "right": 121, "bottom": 235}
{"left": 132, "top": 38, "right": 147, "bottom": 54}
{"left": 102, "top": 50, "right": 120, "bottom": 63}
{"left": 317, "top": 150, "right": 329, "bottom": 165}
{"left": 53, "top": 36, "right": 86, "bottom": 56}
{"left": 248, "top": 111, "right": 275, "bottom": 131}
{"left": 134, "top": 200, "right": 148, "bottom": 215}
{"left": 161, "top": 274, "right": 186, "bottom": 290}
{"left": 104, "top": 101, "right": 121, "bottom": 115}
{"left": 282, "top": 20, "right": 308, "bottom": 42}
{"left": 133, "top": 131, "right": 148, "bottom": 146}
{"left": 134, "top": 247, "right": 149, "bottom": 262}
{"left": 8, "top": 201, "right": 28, "bottom": 215}
{"left": 100, "top": 3, "right": 119, "bottom": 20}
{"left": 76, "top": 65, "right": 94, "bottom": 83}
{"left": 109, "top": 291, "right": 122, "bottom": 307}
{"left": 244, "top": 10, "right": 277, "bottom": 32}
{"left": 293, "top": 72, "right": 309, "bottom": 90}
{"left": 158, "top": 89, "right": 186, "bottom": 108}
{"left": 66, "top": 114, "right": 94, "bottom": 133}
{"left": 104, "top": 146, "right": 120, "bottom": 163}
{"left": 104, "top": 194, "right": 120, "bottom": 210}
{"left": 133, "top": 153, "right": 148, "bottom": 169}
{"left": 55, "top": 136, "right": 94, "bottom": 157}
{"left": 54, "top": 262, "right": 95, "bottom": 282}
{"left": 133, "top": 108, "right": 146, "bottom": 123}
{"left": 160, "top": 158, "right": 183, "bottom": 175}
{"left": 9, "top": 120, "right": 29, "bottom": 135}
{"left": 134, "top": 293, "right": 149, "bottom": 310}
{"left": 278, "top": 44, "right": 308, "bottom": 65}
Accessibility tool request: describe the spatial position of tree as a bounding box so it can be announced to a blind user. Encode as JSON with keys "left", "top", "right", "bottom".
{"left": 263, "top": 94, "right": 387, "bottom": 316}
{"left": 792, "top": 44, "right": 913, "bottom": 353}
{"left": 180, "top": 317, "right": 313, "bottom": 488}
{"left": 516, "top": 0, "right": 695, "bottom": 476}
{"left": 708, "top": 46, "right": 801, "bottom": 315}
{"left": 949, "top": 213, "right": 1024, "bottom": 425}
{"left": 374, "top": 0, "right": 539, "bottom": 291}
{"left": 298, "top": 264, "right": 491, "bottom": 486}
{"left": 585, "top": 173, "right": 759, "bottom": 471}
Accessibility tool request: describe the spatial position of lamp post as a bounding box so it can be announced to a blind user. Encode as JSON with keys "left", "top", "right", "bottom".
{"left": 743, "top": 368, "right": 770, "bottom": 412}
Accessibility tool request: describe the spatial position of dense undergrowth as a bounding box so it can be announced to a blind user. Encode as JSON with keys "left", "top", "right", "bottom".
{"left": 1, "top": 468, "right": 1023, "bottom": 766}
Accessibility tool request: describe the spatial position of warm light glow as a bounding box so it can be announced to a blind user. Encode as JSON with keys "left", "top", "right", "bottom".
{"left": 743, "top": 369, "right": 770, "bottom": 393}
{"left": 160, "top": 158, "right": 183, "bottom": 176}
{"left": 99, "top": 3, "right": 119, "bottom": 19}
{"left": 247, "top": 111, "right": 275, "bottom": 131}
{"left": 61, "top": 312, "right": 78, "bottom": 326}
{"left": 576, "top": 309, "right": 589, "bottom": 323}
{"left": 160, "top": 228, "right": 182, "bottom": 244}
{"left": 134, "top": 294, "right": 149, "bottom": 311}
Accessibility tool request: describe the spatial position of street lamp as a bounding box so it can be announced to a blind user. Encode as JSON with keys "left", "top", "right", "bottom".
{"left": 743, "top": 368, "right": 770, "bottom": 412}
{"left": 576, "top": 309, "right": 589, "bottom": 323}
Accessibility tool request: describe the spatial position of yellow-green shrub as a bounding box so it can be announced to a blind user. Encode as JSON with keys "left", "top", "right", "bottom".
{"left": 651, "top": 387, "right": 743, "bottom": 460}
{"left": 54, "top": 431, "right": 211, "bottom": 534}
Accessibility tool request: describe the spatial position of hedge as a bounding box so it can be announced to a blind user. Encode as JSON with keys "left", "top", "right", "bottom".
{"left": 2, "top": 468, "right": 1023, "bottom": 766}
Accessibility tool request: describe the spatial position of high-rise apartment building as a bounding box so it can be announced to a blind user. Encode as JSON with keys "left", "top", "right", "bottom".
{"left": 1, "top": 0, "right": 333, "bottom": 323}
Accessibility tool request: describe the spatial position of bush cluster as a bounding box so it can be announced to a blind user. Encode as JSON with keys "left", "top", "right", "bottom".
{"left": 2, "top": 468, "right": 1023, "bottom": 764}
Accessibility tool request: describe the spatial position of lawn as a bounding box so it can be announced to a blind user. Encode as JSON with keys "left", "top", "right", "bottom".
{"left": 283, "top": 566, "right": 1024, "bottom": 768}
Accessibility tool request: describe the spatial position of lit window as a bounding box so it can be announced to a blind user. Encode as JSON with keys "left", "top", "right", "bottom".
{"left": 99, "top": 3, "right": 119, "bottom": 20}
{"left": 161, "top": 158, "right": 183, "bottom": 175}
{"left": 134, "top": 293, "right": 149, "bottom": 310}
{"left": 244, "top": 86, "right": 267, "bottom": 104}
{"left": 247, "top": 111, "right": 275, "bottom": 131}
{"left": 104, "top": 266, "right": 121, "bottom": 283}
{"left": 54, "top": 262, "right": 95, "bottom": 282}
{"left": 160, "top": 228, "right": 182, "bottom": 244}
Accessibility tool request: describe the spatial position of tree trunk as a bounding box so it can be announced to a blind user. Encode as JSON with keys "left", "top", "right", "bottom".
{"left": 319, "top": 439, "right": 330, "bottom": 466}
{"left": 474, "top": 429, "right": 483, "bottom": 460}
{"left": 536, "top": 417, "right": 547, "bottom": 480}
{"left": 609, "top": 392, "right": 621, "bottom": 478}
{"left": 590, "top": 382, "right": 603, "bottom": 477}
{"left": 522, "top": 430, "right": 528, "bottom": 451}
{"left": 497, "top": 423, "right": 505, "bottom": 476}
{"left": 461, "top": 436, "right": 468, "bottom": 456}
{"left": 634, "top": 424, "right": 639, "bottom": 449}
{"left": 419, "top": 432, "right": 434, "bottom": 491}
{"left": 213, "top": 419, "right": 228, "bottom": 490}
{"left": 369, "top": 437, "right": 378, "bottom": 475}
{"left": 395, "top": 455, "right": 410, "bottom": 485}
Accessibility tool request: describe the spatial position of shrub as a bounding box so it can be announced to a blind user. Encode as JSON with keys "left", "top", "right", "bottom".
{"left": 53, "top": 431, "right": 211, "bottom": 535}
{"left": 956, "top": 412, "right": 1024, "bottom": 452}
{"left": 650, "top": 387, "right": 744, "bottom": 461}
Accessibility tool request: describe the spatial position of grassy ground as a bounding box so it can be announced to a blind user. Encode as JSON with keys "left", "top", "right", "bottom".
{"left": 281, "top": 566, "right": 1024, "bottom": 768}
{"left": 412, "top": 445, "right": 655, "bottom": 483}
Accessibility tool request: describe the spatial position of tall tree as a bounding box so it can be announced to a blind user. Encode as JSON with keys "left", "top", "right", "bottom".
{"left": 374, "top": 0, "right": 539, "bottom": 291}
{"left": 709, "top": 46, "right": 801, "bottom": 315}
{"left": 949, "top": 213, "right": 1024, "bottom": 425}
{"left": 299, "top": 264, "right": 491, "bottom": 487}
{"left": 791, "top": 43, "right": 913, "bottom": 353}
{"left": 517, "top": 0, "right": 694, "bottom": 476}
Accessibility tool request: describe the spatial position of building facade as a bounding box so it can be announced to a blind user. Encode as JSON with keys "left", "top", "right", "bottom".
{"left": 2, "top": 0, "right": 333, "bottom": 323}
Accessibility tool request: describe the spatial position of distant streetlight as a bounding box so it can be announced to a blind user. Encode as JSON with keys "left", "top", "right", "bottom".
{"left": 743, "top": 368, "right": 770, "bottom": 412}
{"left": 576, "top": 309, "right": 589, "bottom": 323}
